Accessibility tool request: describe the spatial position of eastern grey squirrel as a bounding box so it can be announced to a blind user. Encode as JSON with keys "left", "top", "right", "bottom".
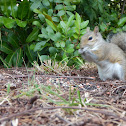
{"left": 78, "top": 26, "right": 126, "bottom": 81}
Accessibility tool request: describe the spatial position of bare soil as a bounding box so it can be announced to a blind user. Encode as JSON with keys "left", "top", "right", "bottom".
{"left": 0, "top": 65, "right": 126, "bottom": 126}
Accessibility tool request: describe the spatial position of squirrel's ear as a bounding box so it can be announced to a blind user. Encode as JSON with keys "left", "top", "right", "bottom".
{"left": 86, "top": 27, "right": 90, "bottom": 32}
{"left": 94, "top": 26, "right": 99, "bottom": 35}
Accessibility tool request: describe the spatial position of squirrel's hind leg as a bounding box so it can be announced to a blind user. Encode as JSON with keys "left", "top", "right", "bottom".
{"left": 97, "top": 62, "right": 125, "bottom": 81}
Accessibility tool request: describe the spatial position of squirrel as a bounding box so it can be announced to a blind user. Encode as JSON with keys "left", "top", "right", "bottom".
{"left": 78, "top": 26, "right": 126, "bottom": 81}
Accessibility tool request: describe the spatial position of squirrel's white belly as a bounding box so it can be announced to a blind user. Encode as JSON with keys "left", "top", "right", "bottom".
{"left": 97, "top": 61, "right": 124, "bottom": 81}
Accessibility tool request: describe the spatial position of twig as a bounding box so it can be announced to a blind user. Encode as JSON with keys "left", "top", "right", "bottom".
{"left": 55, "top": 114, "right": 70, "bottom": 124}
{"left": 0, "top": 106, "right": 126, "bottom": 122}
{"left": 7, "top": 74, "right": 95, "bottom": 80}
{"left": 38, "top": 75, "right": 95, "bottom": 80}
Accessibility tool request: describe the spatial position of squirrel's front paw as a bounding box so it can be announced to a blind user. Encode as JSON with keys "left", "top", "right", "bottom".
{"left": 78, "top": 47, "right": 89, "bottom": 54}
{"left": 78, "top": 49, "right": 83, "bottom": 54}
{"left": 83, "top": 47, "right": 90, "bottom": 52}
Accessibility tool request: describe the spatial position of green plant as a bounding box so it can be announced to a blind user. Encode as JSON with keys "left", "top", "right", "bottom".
{"left": 77, "top": 0, "right": 126, "bottom": 35}
{"left": 0, "top": 0, "right": 38, "bottom": 67}
{"left": 12, "top": 82, "right": 109, "bottom": 115}
{"left": 30, "top": 0, "right": 89, "bottom": 68}
{"left": 0, "top": 0, "right": 88, "bottom": 68}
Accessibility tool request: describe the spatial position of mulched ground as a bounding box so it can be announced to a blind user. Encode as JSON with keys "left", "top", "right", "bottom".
{"left": 0, "top": 64, "right": 126, "bottom": 126}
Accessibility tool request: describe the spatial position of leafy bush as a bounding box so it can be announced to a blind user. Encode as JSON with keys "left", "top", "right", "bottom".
{"left": 77, "top": 0, "right": 126, "bottom": 33}
{"left": 0, "top": 0, "right": 36, "bottom": 67}
{"left": 29, "top": 0, "right": 89, "bottom": 68}
{"left": 0, "top": 0, "right": 88, "bottom": 68}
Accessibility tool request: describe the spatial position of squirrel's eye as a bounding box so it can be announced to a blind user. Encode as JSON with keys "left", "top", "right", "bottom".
{"left": 88, "top": 37, "right": 93, "bottom": 40}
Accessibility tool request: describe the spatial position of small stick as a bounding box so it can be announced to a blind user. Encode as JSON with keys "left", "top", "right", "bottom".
{"left": 55, "top": 114, "right": 70, "bottom": 124}
{"left": 7, "top": 74, "right": 95, "bottom": 80}
{"left": 38, "top": 75, "right": 95, "bottom": 80}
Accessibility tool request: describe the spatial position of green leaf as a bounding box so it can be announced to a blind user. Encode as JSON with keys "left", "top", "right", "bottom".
{"left": 10, "top": 0, "right": 17, "bottom": 18}
{"left": 100, "top": 23, "right": 107, "bottom": 32}
{"left": 67, "top": 29, "right": 75, "bottom": 37}
{"left": 49, "top": 47, "right": 57, "bottom": 54}
{"left": 25, "top": 45, "right": 33, "bottom": 62}
{"left": 39, "top": 28, "right": 48, "bottom": 39}
{"left": 73, "top": 34, "right": 78, "bottom": 39}
{"left": 42, "top": 0, "right": 50, "bottom": 6}
{"left": 48, "top": 9, "right": 53, "bottom": 16}
{"left": 75, "top": 27, "right": 79, "bottom": 34}
{"left": 55, "top": 4, "right": 64, "bottom": 10}
{"left": 46, "top": 19, "right": 57, "bottom": 31}
{"left": 67, "top": 15, "right": 74, "bottom": 28}
{"left": 66, "top": 44, "right": 74, "bottom": 53}
{"left": 77, "top": 90, "right": 83, "bottom": 105}
{"left": 5, "top": 54, "right": 13, "bottom": 67}
{"left": 63, "top": 52, "right": 68, "bottom": 61}
{"left": 63, "top": 1, "right": 70, "bottom": 5}
{"left": 74, "top": 50, "right": 79, "bottom": 56}
{"left": 65, "top": 5, "right": 76, "bottom": 11}
{"left": 55, "top": 42, "right": 60, "bottom": 47}
{"left": 71, "top": 0, "right": 80, "bottom": 4}
{"left": 80, "top": 29, "right": 86, "bottom": 35}
{"left": 122, "top": 25, "right": 126, "bottom": 31}
{"left": 0, "top": 0, "right": 11, "bottom": 17}
{"left": 66, "top": 48, "right": 74, "bottom": 53}
{"left": 54, "top": 0, "right": 63, "bottom": 3}
{"left": 60, "top": 21, "right": 66, "bottom": 29}
{"left": 118, "top": 17, "right": 126, "bottom": 27}
{"left": 40, "top": 55, "right": 49, "bottom": 61}
{"left": 8, "top": 32, "right": 19, "bottom": 48}
{"left": 5, "top": 48, "right": 23, "bottom": 67}
{"left": 0, "top": 16, "right": 4, "bottom": 26}
{"left": 0, "top": 56, "right": 8, "bottom": 68}
{"left": 14, "top": 48, "right": 23, "bottom": 66}
{"left": 57, "top": 10, "right": 65, "bottom": 16}
{"left": 32, "top": 21, "right": 41, "bottom": 27}
{"left": 30, "top": 1, "right": 42, "bottom": 11}
{"left": 0, "top": 44, "right": 13, "bottom": 54}
{"left": 52, "top": 17, "right": 60, "bottom": 22}
{"left": 60, "top": 41, "right": 65, "bottom": 47}
{"left": 17, "top": 0, "right": 29, "bottom": 20}
{"left": 33, "top": 8, "right": 42, "bottom": 14}
{"left": 51, "top": 32, "right": 61, "bottom": 42}
{"left": 80, "top": 20, "right": 89, "bottom": 29}
{"left": 41, "top": 28, "right": 47, "bottom": 35}
{"left": 38, "top": 14, "right": 45, "bottom": 22}
{"left": 66, "top": 11, "right": 73, "bottom": 16}
{"left": 30, "top": 44, "right": 35, "bottom": 50}
{"left": 26, "top": 28, "right": 39, "bottom": 43}
{"left": 75, "top": 12, "right": 81, "bottom": 29}
{"left": 15, "top": 19, "right": 27, "bottom": 27}
{"left": 39, "top": 34, "right": 49, "bottom": 39}
{"left": 43, "top": 11, "right": 57, "bottom": 28}
{"left": 3, "top": 18, "right": 15, "bottom": 28}
{"left": 46, "top": 26, "right": 54, "bottom": 35}
{"left": 34, "top": 41, "right": 46, "bottom": 51}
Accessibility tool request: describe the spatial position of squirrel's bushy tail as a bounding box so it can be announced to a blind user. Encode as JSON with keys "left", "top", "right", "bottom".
{"left": 108, "top": 32, "right": 126, "bottom": 53}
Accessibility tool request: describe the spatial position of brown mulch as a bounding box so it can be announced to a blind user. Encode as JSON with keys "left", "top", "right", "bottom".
{"left": 0, "top": 65, "right": 126, "bottom": 126}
